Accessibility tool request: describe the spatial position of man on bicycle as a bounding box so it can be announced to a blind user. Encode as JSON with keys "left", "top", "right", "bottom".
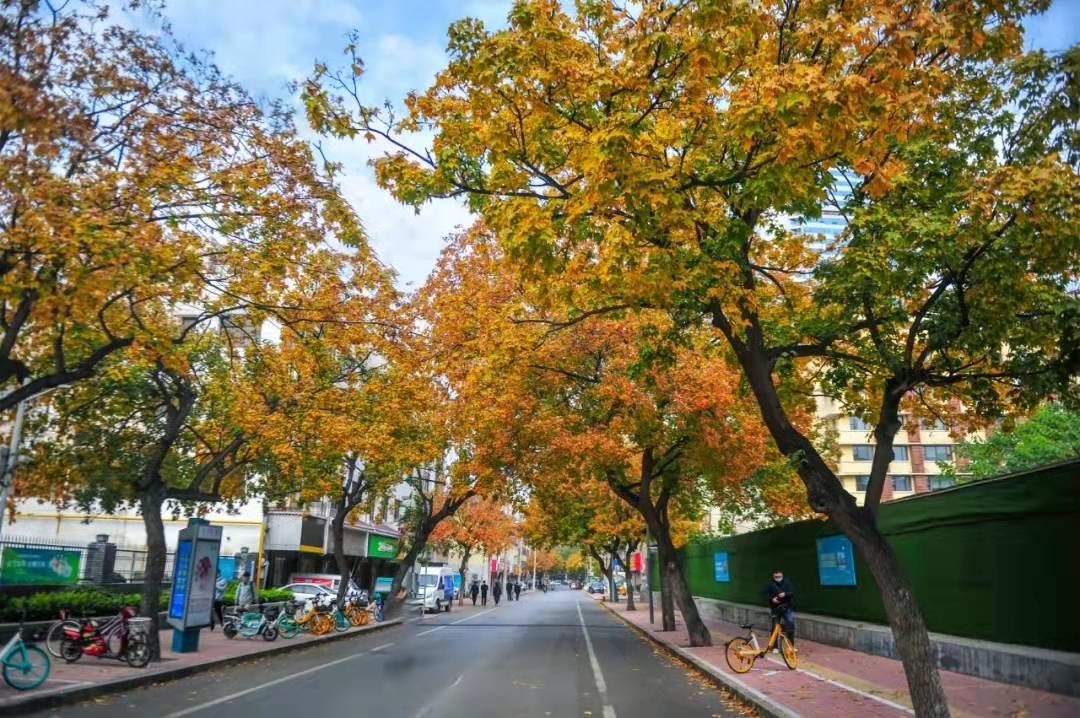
{"left": 765, "top": 569, "right": 796, "bottom": 648}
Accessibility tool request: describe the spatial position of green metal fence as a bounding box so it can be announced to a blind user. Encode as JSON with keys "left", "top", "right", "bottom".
{"left": 665, "top": 460, "right": 1080, "bottom": 652}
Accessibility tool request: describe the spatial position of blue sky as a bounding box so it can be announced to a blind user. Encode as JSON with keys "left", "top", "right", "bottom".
{"left": 121, "top": 0, "right": 1079, "bottom": 289}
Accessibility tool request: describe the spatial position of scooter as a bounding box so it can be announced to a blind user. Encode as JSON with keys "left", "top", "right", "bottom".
{"left": 223, "top": 605, "right": 279, "bottom": 641}
{"left": 60, "top": 606, "right": 150, "bottom": 668}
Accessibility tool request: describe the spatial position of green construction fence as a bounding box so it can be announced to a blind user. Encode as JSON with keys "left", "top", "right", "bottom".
{"left": 658, "top": 459, "right": 1080, "bottom": 652}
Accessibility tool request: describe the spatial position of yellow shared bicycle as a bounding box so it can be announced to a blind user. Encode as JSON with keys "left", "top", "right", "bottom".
{"left": 724, "top": 616, "right": 798, "bottom": 673}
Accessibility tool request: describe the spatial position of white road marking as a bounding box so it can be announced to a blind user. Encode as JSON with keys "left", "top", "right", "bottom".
{"left": 414, "top": 606, "right": 497, "bottom": 637}
{"left": 369, "top": 642, "right": 394, "bottom": 652}
{"left": 763, "top": 654, "right": 915, "bottom": 714}
{"left": 577, "top": 600, "right": 617, "bottom": 718}
{"left": 450, "top": 674, "right": 463, "bottom": 688}
{"left": 164, "top": 641, "right": 385, "bottom": 718}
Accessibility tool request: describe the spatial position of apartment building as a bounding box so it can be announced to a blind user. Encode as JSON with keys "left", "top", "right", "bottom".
{"left": 818, "top": 395, "right": 978, "bottom": 502}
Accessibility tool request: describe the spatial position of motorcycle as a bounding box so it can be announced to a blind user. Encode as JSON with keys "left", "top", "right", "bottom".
{"left": 223, "top": 605, "right": 279, "bottom": 641}
{"left": 60, "top": 606, "right": 150, "bottom": 668}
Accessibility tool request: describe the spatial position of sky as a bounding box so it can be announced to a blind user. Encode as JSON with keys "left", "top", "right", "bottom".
{"left": 120, "top": 0, "right": 1080, "bottom": 290}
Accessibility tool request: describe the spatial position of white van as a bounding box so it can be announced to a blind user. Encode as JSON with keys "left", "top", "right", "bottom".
{"left": 409, "top": 566, "right": 456, "bottom": 613}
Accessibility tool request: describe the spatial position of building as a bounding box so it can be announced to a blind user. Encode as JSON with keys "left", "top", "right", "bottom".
{"left": 817, "top": 395, "right": 978, "bottom": 503}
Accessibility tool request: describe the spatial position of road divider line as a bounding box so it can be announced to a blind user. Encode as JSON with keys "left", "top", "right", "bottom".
{"left": 370, "top": 642, "right": 394, "bottom": 652}
{"left": 451, "top": 607, "right": 496, "bottom": 624}
{"left": 577, "top": 600, "right": 617, "bottom": 718}
{"left": 164, "top": 645, "right": 377, "bottom": 718}
{"left": 416, "top": 626, "right": 444, "bottom": 636}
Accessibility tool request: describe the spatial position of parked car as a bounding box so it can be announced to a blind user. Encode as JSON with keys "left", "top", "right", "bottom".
{"left": 287, "top": 573, "right": 363, "bottom": 599}
{"left": 588, "top": 580, "right": 606, "bottom": 594}
{"left": 279, "top": 582, "right": 336, "bottom": 604}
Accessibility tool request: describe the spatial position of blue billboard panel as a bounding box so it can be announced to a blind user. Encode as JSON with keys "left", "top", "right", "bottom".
{"left": 713, "top": 551, "right": 730, "bottom": 582}
{"left": 816, "top": 535, "right": 856, "bottom": 586}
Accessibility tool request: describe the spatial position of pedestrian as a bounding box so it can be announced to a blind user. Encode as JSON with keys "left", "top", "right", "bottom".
{"left": 506, "top": 579, "right": 513, "bottom": 601}
{"left": 765, "top": 568, "right": 796, "bottom": 648}
{"left": 211, "top": 574, "right": 227, "bottom": 630}
{"left": 470, "top": 580, "right": 480, "bottom": 606}
{"left": 492, "top": 579, "right": 502, "bottom": 606}
{"left": 235, "top": 571, "right": 258, "bottom": 610}
{"left": 480, "top": 580, "right": 489, "bottom": 606}
{"left": 514, "top": 581, "right": 521, "bottom": 601}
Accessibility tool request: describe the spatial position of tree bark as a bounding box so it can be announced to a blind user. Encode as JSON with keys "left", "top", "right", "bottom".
{"left": 719, "top": 315, "right": 951, "bottom": 717}
{"left": 139, "top": 485, "right": 168, "bottom": 661}
{"left": 457, "top": 544, "right": 472, "bottom": 606}
{"left": 622, "top": 542, "right": 638, "bottom": 611}
{"left": 331, "top": 506, "right": 350, "bottom": 608}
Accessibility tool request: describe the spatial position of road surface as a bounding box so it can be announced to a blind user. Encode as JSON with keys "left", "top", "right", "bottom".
{"left": 30, "top": 589, "right": 751, "bottom": 718}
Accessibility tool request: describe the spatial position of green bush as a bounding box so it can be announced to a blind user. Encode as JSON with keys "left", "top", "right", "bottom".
{"left": 0, "top": 589, "right": 164, "bottom": 622}
{"left": 222, "top": 580, "right": 292, "bottom": 605}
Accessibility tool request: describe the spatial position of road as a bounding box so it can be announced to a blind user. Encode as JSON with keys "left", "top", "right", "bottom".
{"left": 29, "top": 589, "right": 751, "bottom": 718}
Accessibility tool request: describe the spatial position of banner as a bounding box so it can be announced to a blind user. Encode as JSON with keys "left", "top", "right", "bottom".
{"left": 816, "top": 535, "right": 857, "bottom": 586}
{"left": 169, "top": 540, "right": 193, "bottom": 619}
{"left": 0, "top": 546, "right": 80, "bottom": 585}
{"left": 713, "top": 551, "right": 730, "bottom": 582}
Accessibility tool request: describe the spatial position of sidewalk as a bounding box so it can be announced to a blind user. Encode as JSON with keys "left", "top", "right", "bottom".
{"left": 598, "top": 597, "right": 1080, "bottom": 717}
{"left": 0, "top": 615, "right": 400, "bottom": 716}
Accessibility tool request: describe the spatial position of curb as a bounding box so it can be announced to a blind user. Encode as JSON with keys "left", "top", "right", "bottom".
{"left": 0, "top": 618, "right": 402, "bottom": 717}
{"left": 597, "top": 601, "right": 799, "bottom": 718}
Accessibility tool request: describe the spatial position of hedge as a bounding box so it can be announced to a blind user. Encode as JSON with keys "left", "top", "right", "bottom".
{"left": 0, "top": 585, "right": 294, "bottom": 622}
{"left": 0, "top": 589, "right": 167, "bottom": 622}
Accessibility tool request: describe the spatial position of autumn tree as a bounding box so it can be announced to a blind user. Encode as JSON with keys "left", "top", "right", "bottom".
{"left": 430, "top": 496, "right": 515, "bottom": 604}
{"left": 306, "top": 3, "right": 1077, "bottom": 713}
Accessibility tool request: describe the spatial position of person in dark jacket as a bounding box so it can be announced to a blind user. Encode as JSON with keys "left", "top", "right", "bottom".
{"left": 492, "top": 579, "right": 502, "bottom": 605}
{"left": 469, "top": 580, "right": 480, "bottom": 606}
{"left": 480, "top": 580, "right": 489, "bottom": 606}
{"left": 513, "top": 581, "right": 521, "bottom": 601}
{"left": 765, "top": 569, "right": 796, "bottom": 646}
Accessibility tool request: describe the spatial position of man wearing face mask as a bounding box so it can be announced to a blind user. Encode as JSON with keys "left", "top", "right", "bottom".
{"left": 765, "top": 569, "right": 796, "bottom": 649}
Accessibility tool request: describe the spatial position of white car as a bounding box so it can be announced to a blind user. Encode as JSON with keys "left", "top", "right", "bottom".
{"left": 280, "top": 582, "right": 336, "bottom": 604}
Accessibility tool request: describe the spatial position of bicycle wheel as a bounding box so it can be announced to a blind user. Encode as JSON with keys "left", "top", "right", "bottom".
{"left": 262, "top": 626, "right": 278, "bottom": 642}
{"left": 124, "top": 636, "right": 150, "bottom": 668}
{"left": 353, "top": 610, "right": 370, "bottom": 627}
{"left": 2, "top": 643, "right": 50, "bottom": 690}
{"left": 60, "top": 639, "right": 82, "bottom": 663}
{"left": 278, "top": 617, "right": 300, "bottom": 639}
{"left": 778, "top": 634, "right": 798, "bottom": 670}
{"left": 45, "top": 620, "right": 79, "bottom": 659}
{"left": 724, "top": 637, "right": 756, "bottom": 674}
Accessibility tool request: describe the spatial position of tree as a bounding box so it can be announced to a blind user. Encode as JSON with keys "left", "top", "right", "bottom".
{"left": 0, "top": 1, "right": 361, "bottom": 411}
{"left": 947, "top": 404, "right": 1080, "bottom": 480}
{"left": 430, "top": 496, "right": 515, "bottom": 605}
{"left": 306, "top": 4, "right": 1076, "bottom": 714}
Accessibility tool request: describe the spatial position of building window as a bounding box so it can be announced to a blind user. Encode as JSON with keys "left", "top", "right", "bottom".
{"left": 923, "top": 445, "right": 953, "bottom": 462}
{"left": 854, "top": 475, "right": 870, "bottom": 491}
{"left": 891, "top": 445, "right": 909, "bottom": 461}
{"left": 929, "top": 476, "right": 955, "bottom": 491}
{"left": 922, "top": 418, "right": 948, "bottom": 431}
{"left": 852, "top": 445, "right": 874, "bottom": 461}
{"left": 892, "top": 475, "right": 913, "bottom": 491}
{"left": 849, "top": 417, "right": 872, "bottom": 431}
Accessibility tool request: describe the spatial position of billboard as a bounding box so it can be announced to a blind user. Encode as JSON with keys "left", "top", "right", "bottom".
{"left": 0, "top": 546, "right": 81, "bottom": 585}
{"left": 713, "top": 551, "right": 730, "bottom": 582}
{"left": 816, "top": 535, "right": 857, "bottom": 586}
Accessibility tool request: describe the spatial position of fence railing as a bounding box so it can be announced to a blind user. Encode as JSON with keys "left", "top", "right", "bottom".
{"left": 0, "top": 535, "right": 175, "bottom": 586}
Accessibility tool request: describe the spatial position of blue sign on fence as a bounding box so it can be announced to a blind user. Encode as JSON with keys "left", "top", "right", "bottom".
{"left": 816, "top": 535, "right": 857, "bottom": 586}
{"left": 713, "top": 551, "right": 730, "bottom": 582}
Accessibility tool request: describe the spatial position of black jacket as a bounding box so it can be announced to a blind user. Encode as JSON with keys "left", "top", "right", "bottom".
{"left": 765, "top": 578, "right": 795, "bottom": 611}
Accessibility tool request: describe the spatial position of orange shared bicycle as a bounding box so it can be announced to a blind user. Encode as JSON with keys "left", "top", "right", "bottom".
{"left": 724, "top": 616, "right": 798, "bottom": 673}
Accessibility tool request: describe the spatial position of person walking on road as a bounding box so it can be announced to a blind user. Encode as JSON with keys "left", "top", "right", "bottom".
{"left": 765, "top": 569, "right": 796, "bottom": 647}
{"left": 506, "top": 579, "right": 513, "bottom": 601}
{"left": 492, "top": 579, "right": 502, "bottom": 605}
{"left": 480, "top": 580, "right": 489, "bottom": 606}
{"left": 470, "top": 580, "right": 480, "bottom": 606}
{"left": 235, "top": 571, "right": 258, "bottom": 610}
{"left": 514, "top": 581, "right": 521, "bottom": 601}
{"left": 211, "top": 574, "right": 227, "bottom": 630}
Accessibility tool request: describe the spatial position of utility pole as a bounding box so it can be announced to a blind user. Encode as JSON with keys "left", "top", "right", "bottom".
{"left": 0, "top": 386, "right": 31, "bottom": 540}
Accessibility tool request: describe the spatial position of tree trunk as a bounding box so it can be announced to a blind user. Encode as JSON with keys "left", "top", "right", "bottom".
{"left": 139, "top": 485, "right": 168, "bottom": 661}
{"left": 622, "top": 544, "right": 637, "bottom": 611}
{"left": 726, "top": 328, "right": 951, "bottom": 717}
{"left": 331, "top": 508, "right": 350, "bottom": 608}
{"left": 386, "top": 523, "right": 431, "bottom": 619}
{"left": 458, "top": 545, "right": 472, "bottom": 606}
{"left": 643, "top": 504, "right": 709, "bottom": 644}
{"left": 658, "top": 555, "right": 675, "bottom": 630}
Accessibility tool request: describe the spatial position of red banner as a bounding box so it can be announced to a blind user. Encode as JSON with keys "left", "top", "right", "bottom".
{"left": 631, "top": 551, "right": 643, "bottom": 573}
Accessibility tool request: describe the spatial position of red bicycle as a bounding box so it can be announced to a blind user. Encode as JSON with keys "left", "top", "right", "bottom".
{"left": 60, "top": 606, "right": 150, "bottom": 668}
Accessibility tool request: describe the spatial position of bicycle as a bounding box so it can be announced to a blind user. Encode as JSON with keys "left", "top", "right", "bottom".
{"left": 2, "top": 612, "right": 51, "bottom": 690}
{"left": 724, "top": 616, "right": 798, "bottom": 673}
{"left": 60, "top": 606, "right": 150, "bottom": 668}
{"left": 43, "top": 609, "right": 81, "bottom": 659}
{"left": 273, "top": 602, "right": 302, "bottom": 639}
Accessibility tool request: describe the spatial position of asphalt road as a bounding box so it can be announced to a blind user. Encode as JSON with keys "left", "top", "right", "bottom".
{"left": 29, "top": 590, "right": 751, "bottom": 718}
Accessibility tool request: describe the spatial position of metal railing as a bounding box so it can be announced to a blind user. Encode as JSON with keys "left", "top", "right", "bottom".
{"left": 0, "top": 535, "right": 175, "bottom": 586}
